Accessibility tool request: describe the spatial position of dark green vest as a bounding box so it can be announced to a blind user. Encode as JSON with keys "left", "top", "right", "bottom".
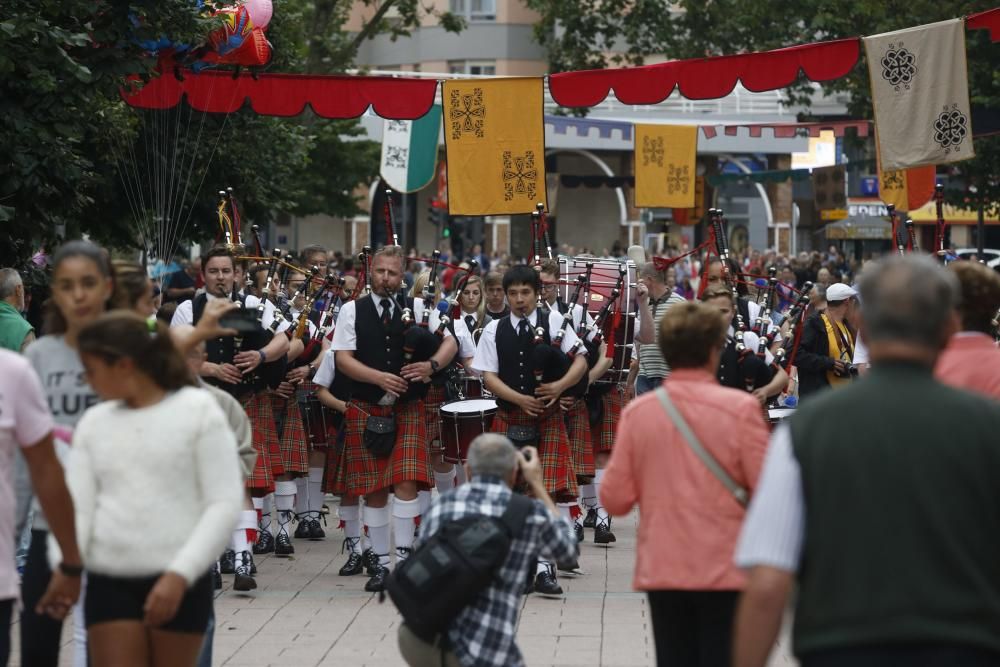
{"left": 0, "top": 301, "right": 32, "bottom": 351}
{"left": 789, "top": 362, "right": 1000, "bottom": 656}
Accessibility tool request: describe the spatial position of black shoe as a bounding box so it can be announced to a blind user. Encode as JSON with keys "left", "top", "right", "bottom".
{"left": 574, "top": 523, "right": 584, "bottom": 543}
{"left": 253, "top": 530, "right": 274, "bottom": 555}
{"left": 293, "top": 515, "right": 312, "bottom": 539}
{"left": 275, "top": 529, "right": 295, "bottom": 557}
{"left": 583, "top": 508, "right": 598, "bottom": 529}
{"left": 364, "top": 565, "right": 389, "bottom": 592}
{"left": 212, "top": 563, "right": 223, "bottom": 590}
{"left": 595, "top": 520, "right": 617, "bottom": 544}
{"left": 362, "top": 548, "right": 380, "bottom": 576}
{"left": 339, "top": 551, "right": 364, "bottom": 576}
{"left": 219, "top": 549, "right": 236, "bottom": 574}
{"left": 309, "top": 518, "right": 326, "bottom": 541}
{"left": 557, "top": 558, "right": 580, "bottom": 572}
{"left": 250, "top": 552, "right": 258, "bottom": 575}
{"left": 234, "top": 552, "right": 257, "bottom": 592}
{"left": 533, "top": 568, "right": 563, "bottom": 596}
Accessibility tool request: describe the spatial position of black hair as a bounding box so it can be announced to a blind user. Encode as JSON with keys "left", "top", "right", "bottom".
{"left": 201, "top": 245, "right": 236, "bottom": 271}
{"left": 78, "top": 311, "right": 193, "bottom": 391}
{"left": 502, "top": 265, "right": 541, "bottom": 293}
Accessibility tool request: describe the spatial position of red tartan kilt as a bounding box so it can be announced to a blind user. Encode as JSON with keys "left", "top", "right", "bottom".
{"left": 341, "top": 399, "right": 432, "bottom": 497}
{"left": 273, "top": 395, "right": 309, "bottom": 475}
{"left": 322, "top": 442, "right": 344, "bottom": 495}
{"left": 424, "top": 384, "right": 447, "bottom": 446}
{"left": 595, "top": 388, "right": 624, "bottom": 454}
{"left": 492, "top": 406, "right": 578, "bottom": 503}
{"left": 564, "top": 400, "right": 595, "bottom": 480}
{"left": 241, "top": 392, "right": 283, "bottom": 493}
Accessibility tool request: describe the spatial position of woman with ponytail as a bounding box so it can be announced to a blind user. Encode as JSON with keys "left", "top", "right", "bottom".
{"left": 71, "top": 312, "right": 242, "bottom": 666}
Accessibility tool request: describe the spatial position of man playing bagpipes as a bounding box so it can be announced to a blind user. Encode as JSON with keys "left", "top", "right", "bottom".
{"left": 471, "top": 265, "right": 589, "bottom": 596}
{"left": 795, "top": 282, "right": 859, "bottom": 401}
{"left": 332, "top": 245, "right": 458, "bottom": 593}
{"left": 169, "top": 245, "right": 290, "bottom": 579}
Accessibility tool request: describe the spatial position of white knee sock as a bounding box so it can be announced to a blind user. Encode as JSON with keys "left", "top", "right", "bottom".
{"left": 536, "top": 560, "right": 551, "bottom": 575}
{"left": 363, "top": 505, "right": 391, "bottom": 567}
{"left": 434, "top": 466, "right": 456, "bottom": 494}
{"left": 275, "top": 481, "right": 297, "bottom": 531}
{"left": 557, "top": 503, "right": 574, "bottom": 522}
{"left": 295, "top": 477, "right": 309, "bottom": 517}
{"left": 579, "top": 483, "right": 597, "bottom": 510}
{"left": 417, "top": 489, "right": 432, "bottom": 516}
{"left": 231, "top": 510, "right": 257, "bottom": 555}
{"left": 261, "top": 494, "right": 274, "bottom": 533}
{"left": 594, "top": 469, "right": 609, "bottom": 522}
{"left": 392, "top": 497, "right": 421, "bottom": 562}
{"left": 339, "top": 504, "right": 362, "bottom": 554}
{"left": 308, "top": 468, "right": 325, "bottom": 518}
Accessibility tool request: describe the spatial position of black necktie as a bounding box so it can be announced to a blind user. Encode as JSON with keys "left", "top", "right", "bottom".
{"left": 380, "top": 298, "right": 392, "bottom": 325}
{"left": 518, "top": 319, "right": 529, "bottom": 341}
{"left": 465, "top": 315, "right": 475, "bottom": 333}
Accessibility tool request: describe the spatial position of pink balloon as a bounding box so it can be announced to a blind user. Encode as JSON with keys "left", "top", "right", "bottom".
{"left": 243, "top": 0, "right": 272, "bottom": 28}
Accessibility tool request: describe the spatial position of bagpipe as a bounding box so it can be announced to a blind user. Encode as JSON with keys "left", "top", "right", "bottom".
{"left": 775, "top": 281, "right": 815, "bottom": 372}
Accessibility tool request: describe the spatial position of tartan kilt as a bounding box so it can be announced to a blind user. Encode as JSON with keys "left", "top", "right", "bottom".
{"left": 322, "top": 438, "right": 345, "bottom": 496}
{"left": 564, "top": 400, "right": 595, "bottom": 481}
{"left": 492, "top": 406, "right": 578, "bottom": 503}
{"left": 342, "top": 399, "right": 432, "bottom": 497}
{"left": 240, "top": 392, "right": 284, "bottom": 493}
{"left": 424, "top": 384, "right": 447, "bottom": 451}
{"left": 595, "top": 388, "right": 625, "bottom": 454}
{"left": 272, "top": 395, "right": 309, "bottom": 475}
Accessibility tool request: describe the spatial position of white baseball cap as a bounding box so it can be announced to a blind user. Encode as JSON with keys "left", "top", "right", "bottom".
{"left": 826, "top": 283, "right": 857, "bottom": 302}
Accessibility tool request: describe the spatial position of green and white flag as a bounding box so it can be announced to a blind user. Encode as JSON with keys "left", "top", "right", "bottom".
{"left": 380, "top": 105, "right": 442, "bottom": 193}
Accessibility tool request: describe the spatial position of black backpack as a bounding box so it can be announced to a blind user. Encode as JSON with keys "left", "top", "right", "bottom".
{"left": 384, "top": 493, "right": 534, "bottom": 641}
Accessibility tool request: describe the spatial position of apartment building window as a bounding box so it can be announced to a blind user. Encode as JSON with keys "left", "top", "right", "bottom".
{"left": 450, "top": 0, "right": 496, "bottom": 22}
{"left": 448, "top": 60, "right": 496, "bottom": 76}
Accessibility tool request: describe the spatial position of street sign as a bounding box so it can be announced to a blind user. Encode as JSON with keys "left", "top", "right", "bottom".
{"left": 820, "top": 209, "right": 849, "bottom": 221}
{"left": 859, "top": 175, "right": 879, "bottom": 197}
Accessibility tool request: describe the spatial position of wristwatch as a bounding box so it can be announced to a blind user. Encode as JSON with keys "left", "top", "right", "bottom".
{"left": 59, "top": 562, "right": 83, "bottom": 577}
{"left": 429, "top": 359, "right": 440, "bottom": 373}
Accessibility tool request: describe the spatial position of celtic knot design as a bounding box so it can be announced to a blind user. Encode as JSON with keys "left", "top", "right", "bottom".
{"left": 384, "top": 146, "right": 408, "bottom": 169}
{"left": 933, "top": 105, "right": 968, "bottom": 152}
{"left": 502, "top": 150, "right": 538, "bottom": 202}
{"left": 449, "top": 88, "right": 486, "bottom": 140}
{"left": 881, "top": 170, "right": 905, "bottom": 191}
{"left": 880, "top": 43, "right": 917, "bottom": 91}
{"left": 386, "top": 120, "right": 409, "bottom": 133}
{"left": 667, "top": 164, "right": 690, "bottom": 195}
{"left": 642, "top": 136, "right": 664, "bottom": 167}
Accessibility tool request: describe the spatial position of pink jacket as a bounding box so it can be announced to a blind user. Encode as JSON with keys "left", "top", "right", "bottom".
{"left": 601, "top": 369, "right": 769, "bottom": 591}
{"left": 935, "top": 333, "right": 1000, "bottom": 401}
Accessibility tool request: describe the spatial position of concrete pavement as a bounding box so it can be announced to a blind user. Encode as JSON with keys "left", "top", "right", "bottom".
{"left": 9, "top": 504, "right": 796, "bottom": 666}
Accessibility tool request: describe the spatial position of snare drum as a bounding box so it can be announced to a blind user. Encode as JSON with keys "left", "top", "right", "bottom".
{"left": 298, "top": 393, "right": 329, "bottom": 448}
{"left": 439, "top": 399, "right": 497, "bottom": 463}
{"left": 560, "top": 256, "right": 637, "bottom": 384}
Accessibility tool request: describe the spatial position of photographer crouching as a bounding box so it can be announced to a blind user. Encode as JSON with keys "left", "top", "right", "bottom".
{"left": 795, "top": 283, "right": 860, "bottom": 401}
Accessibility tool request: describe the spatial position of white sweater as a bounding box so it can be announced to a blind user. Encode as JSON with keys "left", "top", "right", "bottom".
{"left": 65, "top": 386, "right": 243, "bottom": 585}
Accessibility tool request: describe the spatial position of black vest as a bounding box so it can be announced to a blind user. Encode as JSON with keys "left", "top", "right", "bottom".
{"left": 485, "top": 305, "right": 510, "bottom": 322}
{"left": 495, "top": 312, "right": 556, "bottom": 410}
{"left": 717, "top": 338, "right": 772, "bottom": 391}
{"left": 352, "top": 295, "right": 429, "bottom": 404}
{"left": 192, "top": 293, "right": 284, "bottom": 397}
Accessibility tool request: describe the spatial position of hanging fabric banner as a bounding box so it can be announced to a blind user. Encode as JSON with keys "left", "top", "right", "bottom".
{"left": 380, "top": 105, "right": 442, "bottom": 193}
{"left": 634, "top": 125, "right": 698, "bottom": 208}
{"left": 879, "top": 165, "right": 937, "bottom": 211}
{"left": 864, "top": 19, "right": 974, "bottom": 170}
{"left": 442, "top": 78, "right": 546, "bottom": 216}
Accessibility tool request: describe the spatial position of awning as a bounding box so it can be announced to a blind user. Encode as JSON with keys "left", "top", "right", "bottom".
{"left": 909, "top": 201, "right": 1000, "bottom": 225}
{"left": 824, "top": 218, "right": 892, "bottom": 240}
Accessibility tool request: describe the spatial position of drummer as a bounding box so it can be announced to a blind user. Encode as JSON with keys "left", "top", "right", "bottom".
{"left": 472, "top": 265, "right": 588, "bottom": 596}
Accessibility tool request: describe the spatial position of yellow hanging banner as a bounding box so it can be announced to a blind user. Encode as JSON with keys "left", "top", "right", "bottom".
{"left": 443, "top": 78, "right": 547, "bottom": 216}
{"left": 634, "top": 124, "right": 698, "bottom": 208}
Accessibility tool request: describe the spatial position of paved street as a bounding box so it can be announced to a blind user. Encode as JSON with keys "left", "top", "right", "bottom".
{"left": 10, "top": 503, "right": 795, "bottom": 666}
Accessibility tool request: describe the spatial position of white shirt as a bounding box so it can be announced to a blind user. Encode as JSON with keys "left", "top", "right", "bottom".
{"left": 734, "top": 424, "right": 804, "bottom": 572}
{"left": 313, "top": 347, "right": 337, "bottom": 388}
{"left": 853, "top": 334, "right": 870, "bottom": 366}
{"left": 472, "top": 308, "right": 586, "bottom": 375}
{"left": 452, "top": 311, "right": 480, "bottom": 360}
{"left": 170, "top": 292, "right": 289, "bottom": 333}
{"left": 332, "top": 295, "right": 452, "bottom": 353}
{"left": 64, "top": 387, "right": 243, "bottom": 584}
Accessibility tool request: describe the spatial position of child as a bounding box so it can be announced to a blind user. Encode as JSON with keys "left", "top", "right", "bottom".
{"left": 70, "top": 312, "right": 243, "bottom": 667}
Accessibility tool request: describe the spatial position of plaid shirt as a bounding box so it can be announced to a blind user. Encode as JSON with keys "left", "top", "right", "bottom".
{"left": 417, "top": 475, "right": 579, "bottom": 667}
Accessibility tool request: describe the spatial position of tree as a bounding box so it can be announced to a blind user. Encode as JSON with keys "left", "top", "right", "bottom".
{"left": 525, "top": 0, "right": 999, "bottom": 213}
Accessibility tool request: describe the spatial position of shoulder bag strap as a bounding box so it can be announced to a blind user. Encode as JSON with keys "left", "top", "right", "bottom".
{"left": 654, "top": 386, "right": 748, "bottom": 507}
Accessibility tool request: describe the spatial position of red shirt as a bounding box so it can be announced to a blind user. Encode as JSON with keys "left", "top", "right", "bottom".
{"left": 601, "top": 368, "right": 769, "bottom": 591}
{"left": 935, "top": 333, "right": 1000, "bottom": 400}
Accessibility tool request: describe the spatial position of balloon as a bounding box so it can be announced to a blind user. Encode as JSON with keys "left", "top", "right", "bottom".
{"left": 243, "top": 0, "right": 272, "bottom": 28}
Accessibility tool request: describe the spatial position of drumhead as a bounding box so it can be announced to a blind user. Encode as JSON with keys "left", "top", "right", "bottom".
{"left": 767, "top": 408, "right": 795, "bottom": 419}
{"left": 440, "top": 399, "right": 497, "bottom": 414}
